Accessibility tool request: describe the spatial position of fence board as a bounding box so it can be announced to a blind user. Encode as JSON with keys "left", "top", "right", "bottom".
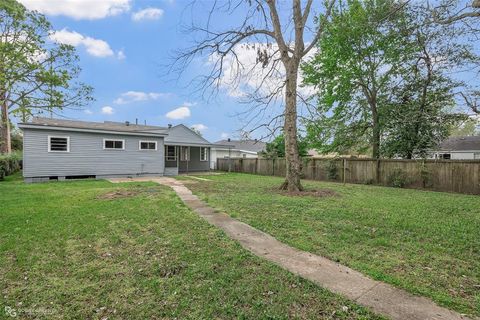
{"left": 216, "top": 158, "right": 480, "bottom": 195}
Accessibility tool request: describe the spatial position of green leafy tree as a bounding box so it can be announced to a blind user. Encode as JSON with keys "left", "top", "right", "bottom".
{"left": 381, "top": 15, "right": 471, "bottom": 158}
{"left": 0, "top": 0, "right": 93, "bottom": 153}
{"left": 262, "top": 134, "right": 308, "bottom": 158}
{"left": 449, "top": 117, "right": 479, "bottom": 137}
{"left": 303, "top": 0, "right": 475, "bottom": 159}
{"left": 10, "top": 124, "right": 22, "bottom": 151}
{"left": 302, "top": 0, "right": 414, "bottom": 159}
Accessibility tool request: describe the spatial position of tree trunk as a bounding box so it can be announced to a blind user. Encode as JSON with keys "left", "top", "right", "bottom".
{"left": 370, "top": 99, "right": 380, "bottom": 159}
{"left": 280, "top": 60, "right": 303, "bottom": 191}
{"left": 0, "top": 89, "right": 11, "bottom": 154}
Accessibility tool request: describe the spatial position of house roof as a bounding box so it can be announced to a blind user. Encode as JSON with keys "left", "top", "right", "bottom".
{"left": 436, "top": 136, "right": 480, "bottom": 151}
{"left": 18, "top": 118, "right": 215, "bottom": 146}
{"left": 164, "top": 124, "right": 214, "bottom": 147}
{"left": 19, "top": 117, "right": 168, "bottom": 136}
{"left": 214, "top": 139, "right": 266, "bottom": 153}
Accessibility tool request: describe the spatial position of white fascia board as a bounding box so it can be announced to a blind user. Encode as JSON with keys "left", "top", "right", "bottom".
{"left": 19, "top": 124, "right": 167, "bottom": 137}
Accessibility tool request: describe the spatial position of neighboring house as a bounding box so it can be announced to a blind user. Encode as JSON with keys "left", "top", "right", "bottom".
{"left": 19, "top": 117, "right": 216, "bottom": 182}
{"left": 210, "top": 139, "right": 266, "bottom": 169}
{"left": 430, "top": 136, "right": 480, "bottom": 160}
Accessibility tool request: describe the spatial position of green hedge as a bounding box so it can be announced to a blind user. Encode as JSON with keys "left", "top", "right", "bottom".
{"left": 0, "top": 152, "right": 21, "bottom": 180}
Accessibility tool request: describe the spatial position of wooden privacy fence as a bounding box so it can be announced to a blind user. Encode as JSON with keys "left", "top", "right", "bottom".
{"left": 216, "top": 157, "right": 480, "bottom": 195}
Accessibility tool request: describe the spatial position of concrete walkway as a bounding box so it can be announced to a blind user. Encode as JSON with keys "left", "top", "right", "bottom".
{"left": 109, "top": 177, "right": 471, "bottom": 320}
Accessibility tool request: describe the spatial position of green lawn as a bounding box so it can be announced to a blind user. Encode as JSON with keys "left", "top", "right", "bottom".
{"left": 180, "top": 173, "right": 480, "bottom": 317}
{"left": 0, "top": 173, "right": 383, "bottom": 319}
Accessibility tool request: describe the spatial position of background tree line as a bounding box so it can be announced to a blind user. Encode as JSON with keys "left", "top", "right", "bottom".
{"left": 300, "top": 0, "right": 479, "bottom": 159}
{"left": 0, "top": 0, "right": 93, "bottom": 154}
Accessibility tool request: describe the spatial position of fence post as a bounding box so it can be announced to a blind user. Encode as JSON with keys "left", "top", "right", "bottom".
{"left": 343, "top": 158, "right": 347, "bottom": 185}
{"left": 272, "top": 158, "right": 275, "bottom": 176}
{"left": 255, "top": 158, "right": 258, "bottom": 175}
{"left": 376, "top": 159, "right": 381, "bottom": 184}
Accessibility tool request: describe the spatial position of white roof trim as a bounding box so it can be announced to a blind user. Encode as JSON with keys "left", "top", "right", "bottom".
{"left": 19, "top": 124, "right": 167, "bottom": 137}
{"left": 165, "top": 142, "right": 213, "bottom": 147}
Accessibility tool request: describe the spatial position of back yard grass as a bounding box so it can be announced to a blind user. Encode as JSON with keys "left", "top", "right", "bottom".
{"left": 180, "top": 173, "right": 480, "bottom": 317}
{"left": 0, "top": 173, "right": 382, "bottom": 319}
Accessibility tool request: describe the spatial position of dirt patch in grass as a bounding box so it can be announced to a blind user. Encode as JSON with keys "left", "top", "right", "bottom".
{"left": 96, "top": 189, "right": 140, "bottom": 200}
{"left": 95, "top": 189, "right": 146, "bottom": 200}
{"left": 96, "top": 187, "right": 162, "bottom": 200}
{"left": 271, "top": 187, "right": 339, "bottom": 198}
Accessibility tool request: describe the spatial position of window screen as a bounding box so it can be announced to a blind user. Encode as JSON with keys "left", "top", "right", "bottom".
{"left": 166, "top": 146, "right": 176, "bottom": 161}
{"left": 180, "top": 146, "right": 189, "bottom": 161}
{"left": 140, "top": 141, "right": 156, "bottom": 150}
{"left": 104, "top": 140, "right": 124, "bottom": 149}
{"left": 200, "top": 147, "right": 208, "bottom": 161}
{"left": 49, "top": 136, "right": 69, "bottom": 152}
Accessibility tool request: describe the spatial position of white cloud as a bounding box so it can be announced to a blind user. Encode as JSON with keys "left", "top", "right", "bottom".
{"left": 18, "top": 0, "right": 131, "bottom": 20}
{"left": 183, "top": 101, "right": 197, "bottom": 107}
{"left": 101, "top": 106, "right": 114, "bottom": 115}
{"left": 117, "top": 49, "right": 126, "bottom": 60}
{"left": 114, "top": 91, "right": 171, "bottom": 104}
{"left": 84, "top": 109, "right": 93, "bottom": 115}
{"left": 220, "top": 132, "right": 230, "bottom": 140}
{"left": 166, "top": 107, "right": 191, "bottom": 120}
{"left": 191, "top": 124, "right": 207, "bottom": 132}
{"left": 132, "top": 8, "right": 164, "bottom": 21}
{"left": 49, "top": 29, "right": 122, "bottom": 58}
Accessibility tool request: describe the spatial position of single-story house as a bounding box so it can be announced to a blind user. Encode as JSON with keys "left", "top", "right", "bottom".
{"left": 210, "top": 139, "right": 266, "bottom": 169}
{"left": 19, "top": 117, "right": 220, "bottom": 182}
{"left": 429, "top": 136, "right": 480, "bottom": 160}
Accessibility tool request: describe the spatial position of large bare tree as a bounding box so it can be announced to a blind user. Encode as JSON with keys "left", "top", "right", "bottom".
{"left": 430, "top": 1, "right": 480, "bottom": 117}
{"left": 172, "top": 0, "right": 335, "bottom": 191}
{"left": 433, "top": 0, "right": 480, "bottom": 24}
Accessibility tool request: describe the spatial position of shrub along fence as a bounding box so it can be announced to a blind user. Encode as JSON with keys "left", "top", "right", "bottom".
{"left": 0, "top": 153, "right": 21, "bottom": 180}
{"left": 216, "top": 157, "right": 480, "bottom": 195}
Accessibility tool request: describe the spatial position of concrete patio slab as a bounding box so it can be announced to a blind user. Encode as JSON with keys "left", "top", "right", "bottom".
{"left": 108, "top": 177, "right": 472, "bottom": 320}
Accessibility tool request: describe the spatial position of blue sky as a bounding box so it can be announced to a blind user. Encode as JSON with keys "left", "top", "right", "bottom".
{"left": 17, "top": 0, "right": 263, "bottom": 142}
{"left": 15, "top": 0, "right": 480, "bottom": 141}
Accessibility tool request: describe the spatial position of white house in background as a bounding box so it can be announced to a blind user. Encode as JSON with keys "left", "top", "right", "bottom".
{"left": 210, "top": 139, "right": 266, "bottom": 169}
{"left": 430, "top": 136, "right": 480, "bottom": 160}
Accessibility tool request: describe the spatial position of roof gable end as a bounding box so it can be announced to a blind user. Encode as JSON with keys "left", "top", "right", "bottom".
{"left": 165, "top": 124, "right": 212, "bottom": 145}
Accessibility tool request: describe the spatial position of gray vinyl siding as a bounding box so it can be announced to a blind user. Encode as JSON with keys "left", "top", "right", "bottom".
{"left": 164, "top": 167, "right": 178, "bottom": 176}
{"left": 23, "top": 129, "right": 165, "bottom": 178}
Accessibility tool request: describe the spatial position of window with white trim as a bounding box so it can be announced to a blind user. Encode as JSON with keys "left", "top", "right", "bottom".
{"left": 166, "top": 145, "right": 177, "bottom": 161}
{"left": 180, "top": 146, "right": 189, "bottom": 161}
{"left": 139, "top": 141, "right": 157, "bottom": 150}
{"left": 104, "top": 139, "right": 124, "bottom": 150}
{"left": 200, "top": 147, "right": 208, "bottom": 161}
{"left": 48, "top": 136, "right": 70, "bottom": 152}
